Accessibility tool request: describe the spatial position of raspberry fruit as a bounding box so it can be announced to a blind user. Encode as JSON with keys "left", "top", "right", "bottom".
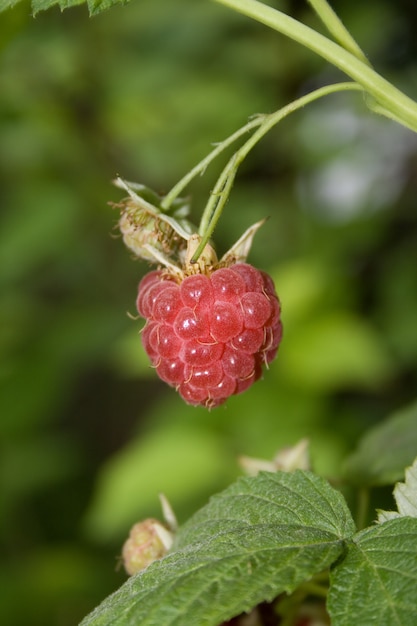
{"left": 137, "top": 263, "right": 282, "bottom": 408}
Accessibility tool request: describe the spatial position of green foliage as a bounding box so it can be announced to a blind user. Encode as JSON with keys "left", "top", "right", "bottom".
{"left": 328, "top": 518, "right": 417, "bottom": 625}
{"left": 343, "top": 401, "right": 417, "bottom": 486}
{"left": 280, "top": 311, "right": 392, "bottom": 391}
{"left": 81, "top": 470, "right": 355, "bottom": 625}
{"left": 0, "top": 0, "right": 128, "bottom": 16}
{"left": 330, "top": 460, "right": 417, "bottom": 623}
{"left": 81, "top": 468, "right": 417, "bottom": 626}
{"left": 2, "top": 0, "right": 417, "bottom": 624}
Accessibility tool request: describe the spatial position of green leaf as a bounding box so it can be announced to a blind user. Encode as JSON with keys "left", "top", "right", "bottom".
{"left": 31, "top": 0, "right": 85, "bottom": 15}
{"left": 175, "top": 469, "right": 355, "bottom": 549}
{"left": 343, "top": 401, "right": 417, "bottom": 486}
{"left": 0, "top": 0, "right": 22, "bottom": 10}
{"left": 279, "top": 312, "right": 392, "bottom": 392}
{"left": 378, "top": 457, "right": 417, "bottom": 523}
{"left": 86, "top": 0, "right": 130, "bottom": 17}
{"left": 328, "top": 517, "right": 417, "bottom": 626}
{"left": 0, "top": 0, "right": 129, "bottom": 16}
{"left": 81, "top": 471, "right": 355, "bottom": 626}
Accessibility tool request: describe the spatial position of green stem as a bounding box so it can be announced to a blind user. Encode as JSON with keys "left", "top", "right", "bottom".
{"left": 307, "top": 0, "right": 369, "bottom": 64}
{"left": 197, "top": 155, "right": 237, "bottom": 239}
{"left": 191, "top": 81, "right": 363, "bottom": 263}
{"left": 160, "top": 115, "right": 265, "bottom": 211}
{"left": 213, "top": 0, "right": 417, "bottom": 133}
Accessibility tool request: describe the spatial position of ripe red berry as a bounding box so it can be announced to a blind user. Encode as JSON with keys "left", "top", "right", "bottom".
{"left": 137, "top": 263, "right": 282, "bottom": 408}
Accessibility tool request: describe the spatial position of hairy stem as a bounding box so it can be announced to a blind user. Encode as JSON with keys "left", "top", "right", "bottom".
{"left": 191, "top": 81, "right": 363, "bottom": 263}
{"left": 160, "top": 116, "right": 265, "bottom": 211}
{"left": 307, "top": 0, "right": 369, "bottom": 64}
{"left": 213, "top": 0, "right": 417, "bottom": 133}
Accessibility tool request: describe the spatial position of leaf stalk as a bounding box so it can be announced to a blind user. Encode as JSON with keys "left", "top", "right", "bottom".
{"left": 213, "top": 0, "right": 417, "bottom": 133}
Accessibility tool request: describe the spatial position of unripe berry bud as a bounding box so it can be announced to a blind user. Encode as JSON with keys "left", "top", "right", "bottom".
{"left": 114, "top": 178, "right": 194, "bottom": 265}
{"left": 122, "top": 518, "right": 174, "bottom": 576}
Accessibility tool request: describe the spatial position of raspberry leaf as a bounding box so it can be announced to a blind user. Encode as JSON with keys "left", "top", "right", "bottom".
{"left": 0, "top": 0, "right": 130, "bottom": 16}
{"left": 342, "top": 401, "right": 417, "bottom": 486}
{"left": 0, "top": 0, "right": 126, "bottom": 16}
{"left": 174, "top": 469, "right": 355, "bottom": 548}
{"left": 328, "top": 517, "right": 417, "bottom": 626}
{"left": 81, "top": 471, "right": 355, "bottom": 626}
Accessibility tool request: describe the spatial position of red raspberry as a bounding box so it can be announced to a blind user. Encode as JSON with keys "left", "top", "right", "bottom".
{"left": 137, "top": 263, "right": 282, "bottom": 408}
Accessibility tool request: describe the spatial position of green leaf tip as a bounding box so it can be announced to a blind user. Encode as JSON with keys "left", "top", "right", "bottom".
{"left": 0, "top": 0, "right": 22, "bottom": 11}
{"left": 87, "top": 0, "right": 131, "bottom": 17}
{"left": 175, "top": 470, "right": 356, "bottom": 549}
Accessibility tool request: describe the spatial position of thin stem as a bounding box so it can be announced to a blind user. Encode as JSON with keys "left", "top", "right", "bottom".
{"left": 191, "top": 81, "right": 363, "bottom": 263}
{"left": 161, "top": 0, "right": 371, "bottom": 212}
{"left": 213, "top": 0, "right": 417, "bottom": 133}
{"left": 160, "top": 115, "right": 265, "bottom": 211}
{"left": 198, "top": 155, "right": 237, "bottom": 238}
{"left": 307, "top": 0, "right": 369, "bottom": 65}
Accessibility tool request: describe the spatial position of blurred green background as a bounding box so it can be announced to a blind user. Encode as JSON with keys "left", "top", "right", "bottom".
{"left": 1, "top": 0, "right": 417, "bottom": 623}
